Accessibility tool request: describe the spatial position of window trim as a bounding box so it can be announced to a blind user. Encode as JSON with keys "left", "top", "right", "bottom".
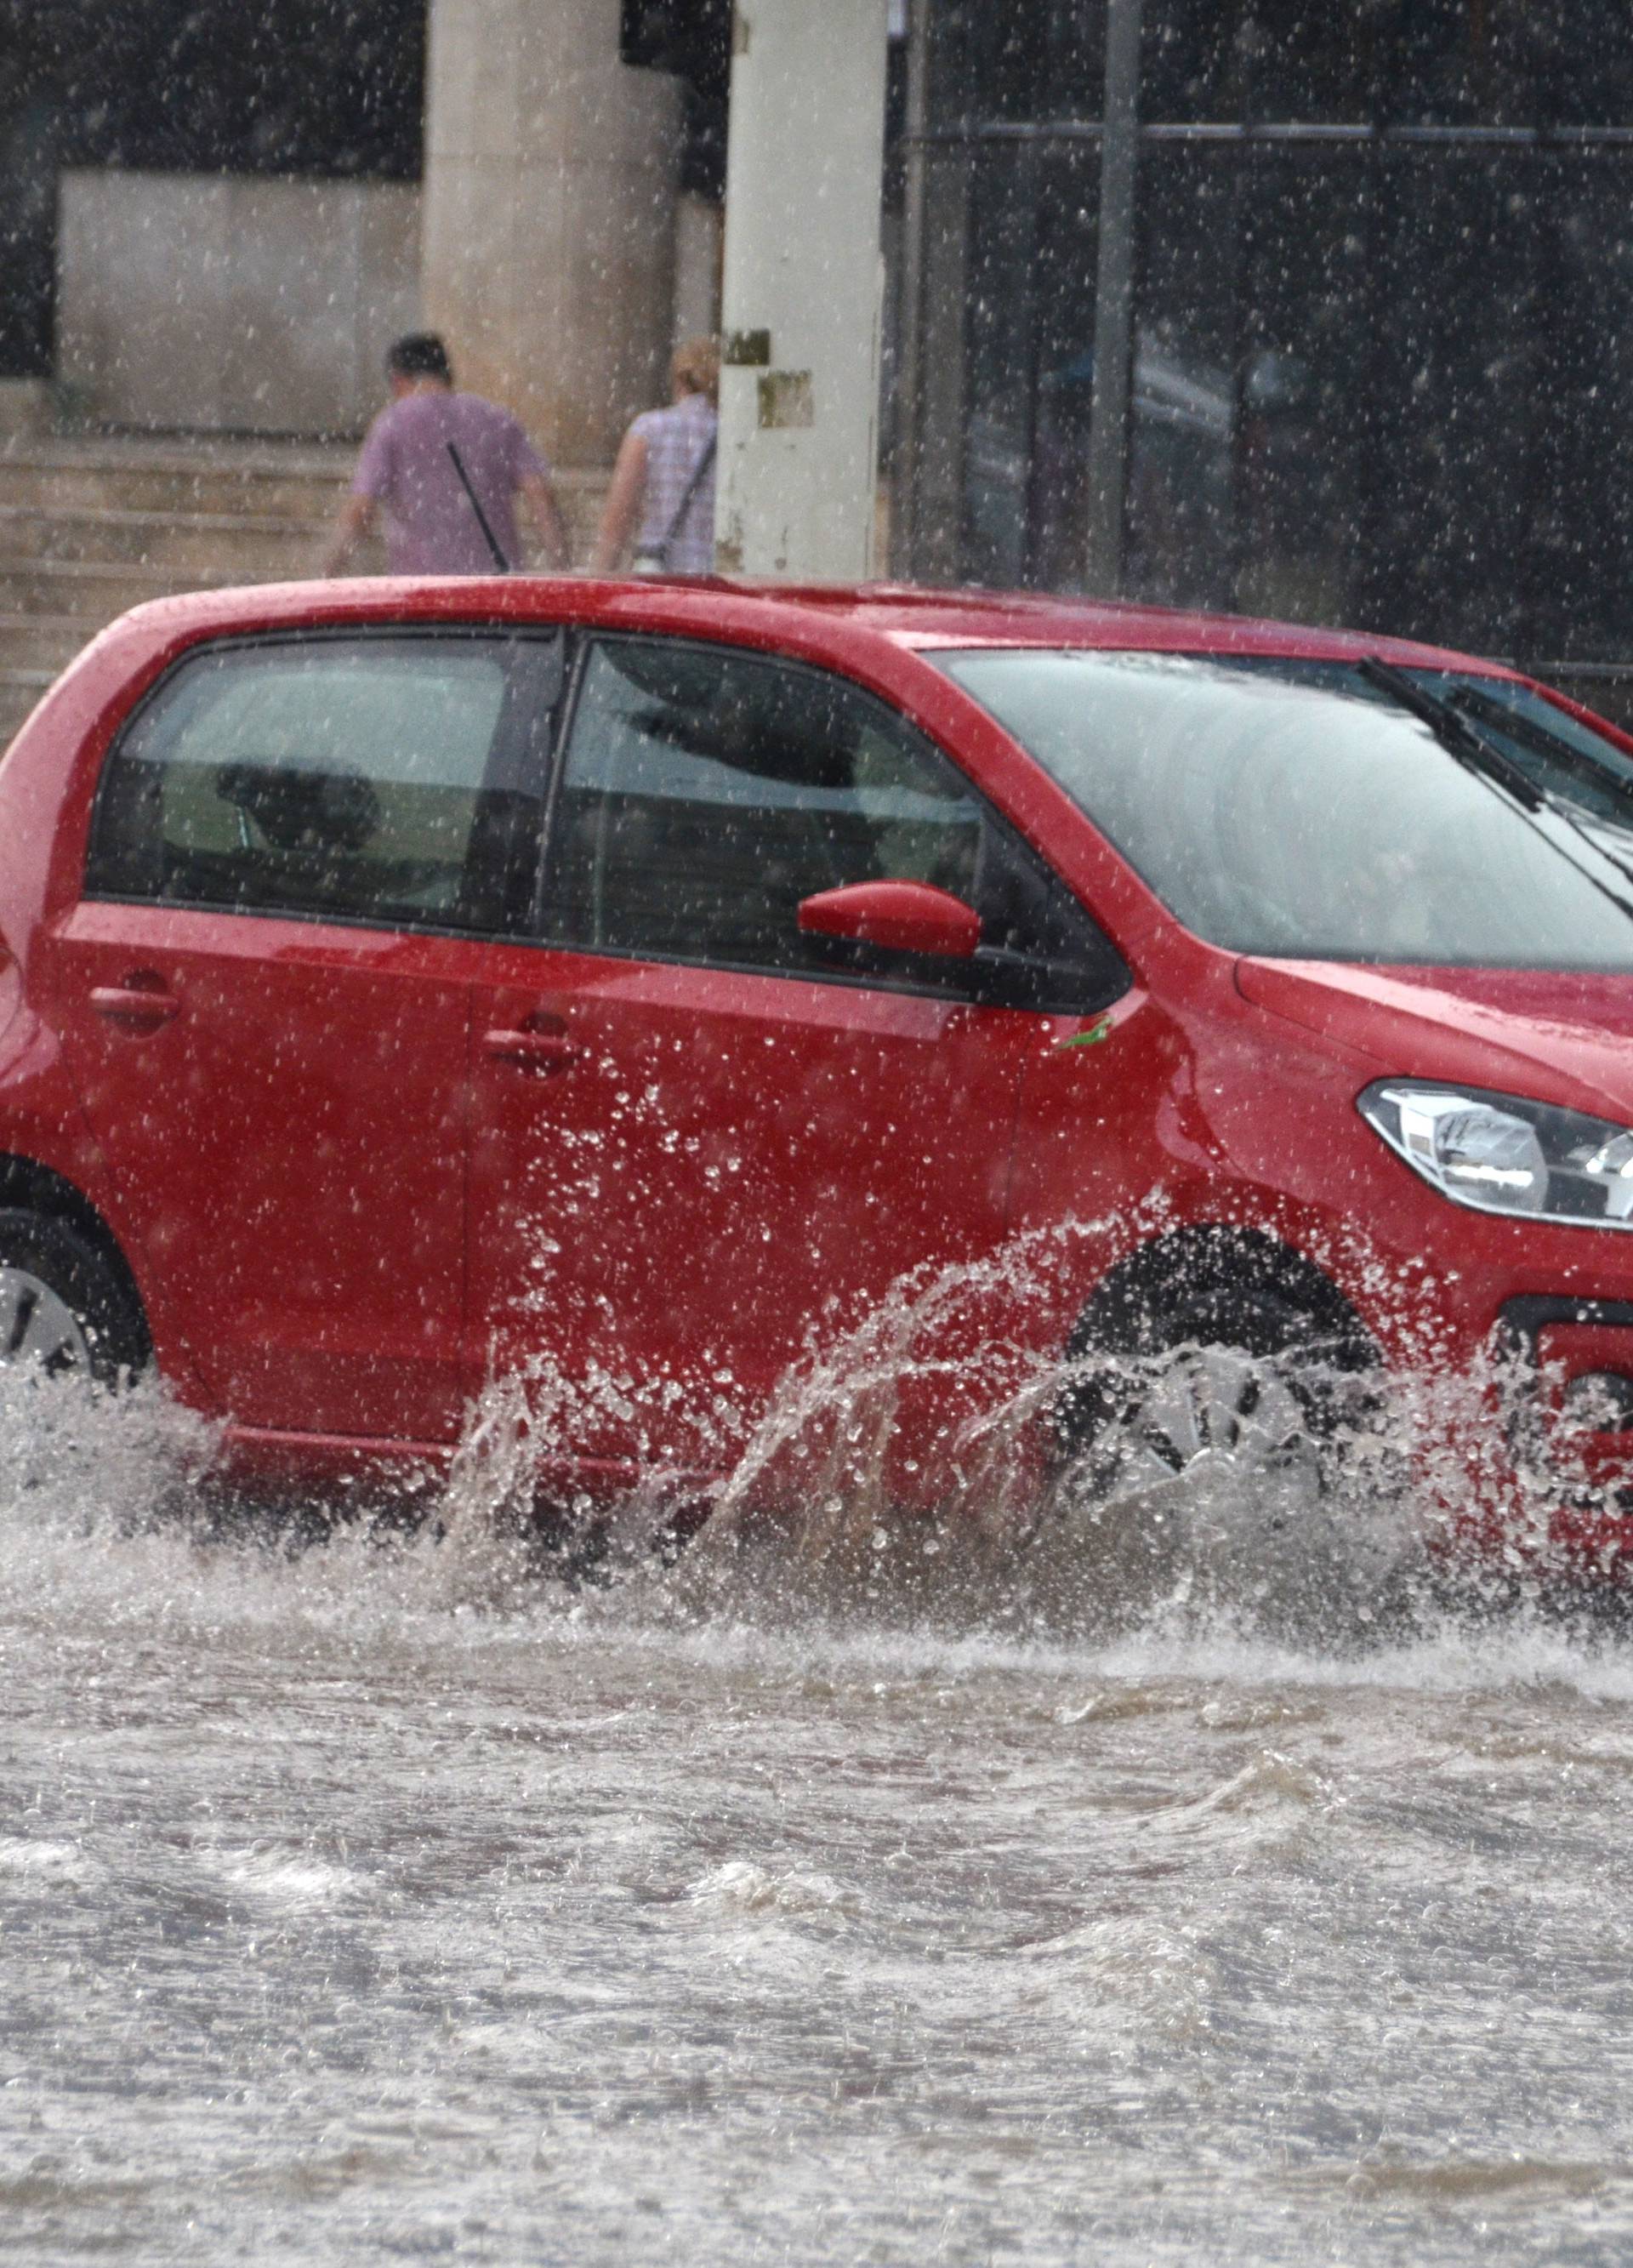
{"left": 83, "top": 624, "right": 564, "bottom": 942}
{"left": 532, "top": 630, "right": 1129, "bottom": 1015}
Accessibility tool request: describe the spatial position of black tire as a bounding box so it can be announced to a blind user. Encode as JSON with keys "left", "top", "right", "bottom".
{"left": 1032, "top": 1232, "right": 1426, "bottom": 1647}
{"left": 0, "top": 1208, "right": 150, "bottom": 1392}
{"left": 1054, "top": 1229, "right": 1380, "bottom": 1496}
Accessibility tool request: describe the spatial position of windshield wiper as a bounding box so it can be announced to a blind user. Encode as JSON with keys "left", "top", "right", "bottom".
{"left": 1357, "top": 658, "right": 1544, "bottom": 811}
{"left": 1448, "top": 681, "right": 1633, "bottom": 838}
{"left": 1442, "top": 679, "right": 1633, "bottom": 893}
{"left": 1359, "top": 654, "right": 1633, "bottom": 931}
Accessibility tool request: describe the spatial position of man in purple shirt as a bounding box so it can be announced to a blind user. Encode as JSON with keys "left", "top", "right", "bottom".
{"left": 323, "top": 333, "right": 571, "bottom": 576}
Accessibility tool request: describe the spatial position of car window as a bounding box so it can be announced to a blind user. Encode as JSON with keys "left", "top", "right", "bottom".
{"left": 87, "top": 633, "right": 560, "bottom": 934}
{"left": 544, "top": 636, "right": 1126, "bottom": 1010}
{"left": 940, "top": 648, "right": 1633, "bottom": 971}
{"left": 545, "top": 637, "right": 993, "bottom": 978}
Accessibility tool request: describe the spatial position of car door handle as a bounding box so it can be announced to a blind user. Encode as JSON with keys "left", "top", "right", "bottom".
{"left": 89, "top": 980, "right": 181, "bottom": 1032}
{"left": 481, "top": 1021, "right": 583, "bottom": 1074}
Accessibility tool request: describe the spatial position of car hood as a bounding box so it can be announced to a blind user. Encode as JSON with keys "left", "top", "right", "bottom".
{"left": 1235, "top": 959, "right": 1633, "bottom": 1122}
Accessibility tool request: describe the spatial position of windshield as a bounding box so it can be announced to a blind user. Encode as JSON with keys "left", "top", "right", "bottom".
{"left": 937, "top": 651, "right": 1633, "bottom": 969}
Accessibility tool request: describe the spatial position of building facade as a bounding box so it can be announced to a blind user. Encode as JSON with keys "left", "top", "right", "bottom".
{"left": 895, "top": 0, "right": 1633, "bottom": 681}
{"left": 0, "top": 0, "right": 723, "bottom": 463}
{"left": 3, "top": 1, "right": 1633, "bottom": 686}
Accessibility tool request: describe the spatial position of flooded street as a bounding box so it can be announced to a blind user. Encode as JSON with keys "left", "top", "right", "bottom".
{"left": 6, "top": 1398, "right": 1633, "bottom": 2266}
{"left": 11, "top": 5, "right": 1633, "bottom": 2265}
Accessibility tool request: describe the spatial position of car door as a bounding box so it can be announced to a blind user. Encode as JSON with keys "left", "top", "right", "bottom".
{"left": 43, "top": 628, "right": 558, "bottom": 1442}
{"left": 466, "top": 634, "right": 1126, "bottom": 1479}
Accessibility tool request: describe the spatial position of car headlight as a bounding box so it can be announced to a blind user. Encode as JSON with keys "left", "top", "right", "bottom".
{"left": 1358, "top": 1080, "right": 1633, "bottom": 1229}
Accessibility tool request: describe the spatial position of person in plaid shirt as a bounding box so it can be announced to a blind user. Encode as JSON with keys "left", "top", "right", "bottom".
{"left": 592, "top": 338, "right": 719, "bottom": 576}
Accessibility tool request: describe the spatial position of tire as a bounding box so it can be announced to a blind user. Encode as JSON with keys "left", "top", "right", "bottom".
{"left": 1054, "top": 1231, "right": 1380, "bottom": 1502}
{"left": 0, "top": 1209, "right": 150, "bottom": 1393}
{"left": 1041, "top": 1234, "right": 1412, "bottom": 1639}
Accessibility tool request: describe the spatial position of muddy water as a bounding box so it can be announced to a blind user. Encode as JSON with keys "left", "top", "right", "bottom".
{"left": 5, "top": 1387, "right": 1633, "bottom": 2265}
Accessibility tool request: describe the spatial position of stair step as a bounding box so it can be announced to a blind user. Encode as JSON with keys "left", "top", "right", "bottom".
{"left": 0, "top": 438, "right": 355, "bottom": 521}
{"left": 0, "top": 440, "right": 609, "bottom": 528}
{"left": 0, "top": 614, "right": 92, "bottom": 671}
{"left": 0, "top": 558, "right": 249, "bottom": 620}
{"left": 0, "top": 504, "right": 333, "bottom": 578}
{"left": 0, "top": 666, "right": 56, "bottom": 744}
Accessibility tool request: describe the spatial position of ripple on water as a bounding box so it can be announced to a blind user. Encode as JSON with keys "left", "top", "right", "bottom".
{"left": 1021, "top": 1912, "right": 1219, "bottom": 2037}
{"left": 0, "top": 1837, "right": 103, "bottom": 1889}
{"left": 205, "top": 1848, "right": 367, "bottom": 1910}
{"left": 686, "top": 1860, "right": 856, "bottom": 1918}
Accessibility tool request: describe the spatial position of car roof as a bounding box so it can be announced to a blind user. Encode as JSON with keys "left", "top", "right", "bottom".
{"left": 720, "top": 580, "right": 1490, "bottom": 667}
{"left": 94, "top": 574, "right": 1505, "bottom": 680}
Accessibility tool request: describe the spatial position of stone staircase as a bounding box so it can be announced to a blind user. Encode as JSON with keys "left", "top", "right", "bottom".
{"left": 0, "top": 436, "right": 611, "bottom": 744}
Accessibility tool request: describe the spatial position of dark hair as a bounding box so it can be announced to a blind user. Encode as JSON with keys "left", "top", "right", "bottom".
{"left": 386, "top": 332, "right": 453, "bottom": 385}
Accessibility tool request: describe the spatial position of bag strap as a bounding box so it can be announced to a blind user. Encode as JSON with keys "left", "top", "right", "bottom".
{"left": 445, "top": 441, "right": 511, "bottom": 572}
{"left": 653, "top": 428, "right": 717, "bottom": 568}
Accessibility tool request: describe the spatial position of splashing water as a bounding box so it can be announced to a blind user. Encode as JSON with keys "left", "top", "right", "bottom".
{"left": 379, "top": 1216, "right": 1617, "bottom": 1655}
{"left": 7, "top": 1248, "right": 1633, "bottom": 2268}
{"left": 0, "top": 1216, "right": 1619, "bottom": 1655}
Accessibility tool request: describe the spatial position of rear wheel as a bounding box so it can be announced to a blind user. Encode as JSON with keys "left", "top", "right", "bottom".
{"left": 0, "top": 1210, "right": 148, "bottom": 1393}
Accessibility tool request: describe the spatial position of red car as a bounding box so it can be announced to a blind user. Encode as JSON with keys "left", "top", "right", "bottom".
{"left": 3, "top": 576, "right": 1632, "bottom": 1563}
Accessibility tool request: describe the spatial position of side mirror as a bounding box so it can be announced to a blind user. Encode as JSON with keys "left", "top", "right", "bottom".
{"left": 797, "top": 879, "right": 982, "bottom": 961}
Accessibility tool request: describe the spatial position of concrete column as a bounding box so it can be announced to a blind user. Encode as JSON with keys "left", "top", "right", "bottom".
{"left": 421, "top": 0, "right": 683, "bottom": 466}
{"left": 715, "top": 0, "right": 890, "bottom": 579}
{"left": 672, "top": 193, "right": 724, "bottom": 345}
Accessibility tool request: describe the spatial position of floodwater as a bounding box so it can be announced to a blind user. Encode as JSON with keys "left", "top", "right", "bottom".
{"left": 5, "top": 1372, "right": 1633, "bottom": 2267}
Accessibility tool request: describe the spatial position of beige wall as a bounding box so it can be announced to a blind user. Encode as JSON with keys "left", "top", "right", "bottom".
{"left": 672, "top": 192, "right": 724, "bottom": 347}
{"left": 56, "top": 171, "right": 421, "bottom": 436}
{"left": 56, "top": 9, "right": 694, "bottom": 464}
{"left": 421, "top": 0, "right": 683, "bottom": 466}
{"left": 0, "top": 380, "right": 49, "bottom": 438}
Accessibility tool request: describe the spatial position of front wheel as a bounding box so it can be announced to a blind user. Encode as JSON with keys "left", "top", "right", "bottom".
{"left": 1086, "top": 1339, "right": 1329, "bottom": 1502}
{"left": 1054, "top": 1237, "right": 1380, "bottom": 1503}
{"left": 1040, "top": 1236, "right": 1411, "bottom": 1638}
{"left": 0, "top": 1210, "right": 149, "bottom": 1393}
